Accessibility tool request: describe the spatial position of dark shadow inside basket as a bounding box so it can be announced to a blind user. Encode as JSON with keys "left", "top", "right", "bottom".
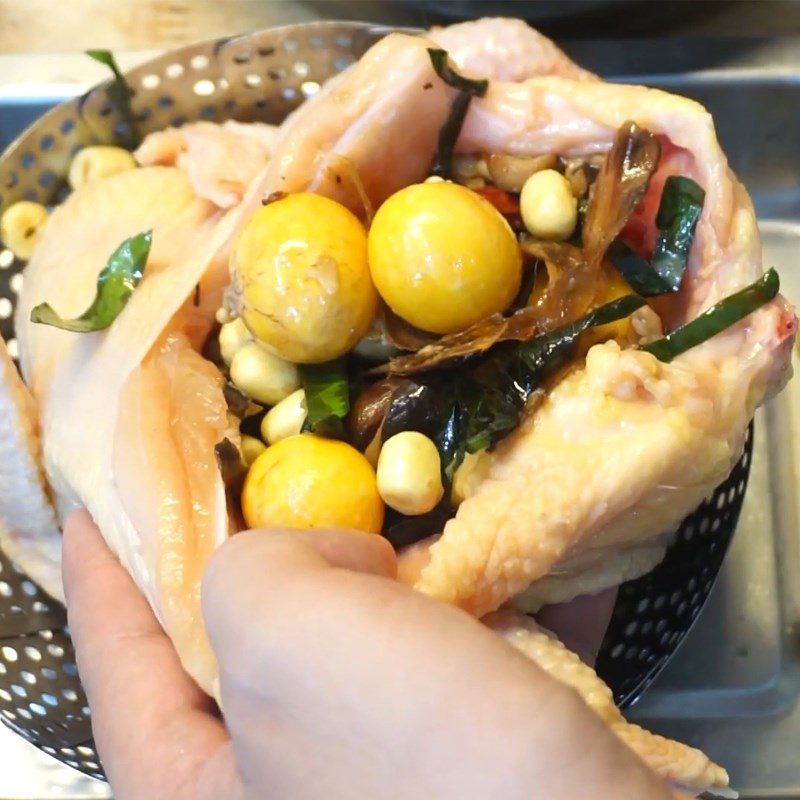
{"left": 0, "top": 20, "right": 754, "bottom": 780}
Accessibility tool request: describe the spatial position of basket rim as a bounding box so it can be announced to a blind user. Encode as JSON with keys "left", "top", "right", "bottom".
{"left": 0, "top": 19, "right": 421, "bottom": 206}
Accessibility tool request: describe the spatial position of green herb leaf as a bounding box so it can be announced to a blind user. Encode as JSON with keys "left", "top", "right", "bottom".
{"left": 516, "top": 294, "right": 646, "bottom": 379}
{"left": 86, "top": 49, "right": 140, "bottom": 148}
{"left": 642, "top": 269, "right": 779, "bottom": 362}
{"left": 650, "top": 175, "right": 705, "bottom": 290}
{"left": 462, "top": 361, "right": 523, "bottom": 451}
{"left": 427, "top": 48, "right": 489, "bottom": 94}
{"left": 431, "top": 92, "right": 473, "bottom": 180}
{"left": 655, "top": 175, "right": 705, "bottom": 230}
{"left": 300, "top": 359, "right": 350, "bottom": 437}
{"left": 427, "top": 48, "right": 488, "bottom": 178}
{"left": 30, "top": 231, "right": 151, "bottom": 331}
{"left": 437, "top": 400, "right": 467, "bottom": 485}
{"left": 608, "top": 241, "right": 673, "bottom": 297}
{"left": 382, "top": 501, "right": 455, "bottom": 550}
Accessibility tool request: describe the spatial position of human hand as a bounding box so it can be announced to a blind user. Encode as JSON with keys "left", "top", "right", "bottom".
{"left": 62, "top": 510, "right": 240, "bottom": 800}
{"left": 63, "top": 510, "right": 675, "bottom": 800}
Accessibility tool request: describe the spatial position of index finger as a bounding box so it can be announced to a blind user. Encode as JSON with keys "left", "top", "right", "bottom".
{"left": 62, "top": 510, "right": 232, "bottom": 799}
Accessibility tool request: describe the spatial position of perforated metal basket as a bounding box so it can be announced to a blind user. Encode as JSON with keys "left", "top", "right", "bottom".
{"left": 0, "top": 20, "right": 753, "bottom": 782}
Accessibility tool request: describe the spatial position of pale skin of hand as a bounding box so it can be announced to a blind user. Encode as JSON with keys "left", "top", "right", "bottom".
{"left": 63, "top": 510, "right": 687, "bottom": 800}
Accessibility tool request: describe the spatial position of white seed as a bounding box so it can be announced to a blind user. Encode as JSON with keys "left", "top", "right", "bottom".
{"left": 424, "top": 175, "right": 446, "bottom": 184}
{"left": 0, "top": 201, "right": 48, "bottom": 260}
{"left": 219, "top": 318, "right": 252, "bottom": 366}
{"left": 377, "top": 431, "right": 443, "bottom": 516}
{"left": 68, "top": 146, "right": 137, "bottom": 190}
{"left": 520, "top": 168, "right": 578, "bottom": 241}
{"left": 230, "top": 342, "right": 300, "bottom": 406}
{"left": 261, "top": 388, "right": 307, "bottom": 444}
{"left": 451, "top": 449, "right": 491, "bottom": 506}
{"left": 240, "top": 434, "right": 266, "bottom": 465}
{"left": 216, "top": 306, "right": 234, "bottom": 325}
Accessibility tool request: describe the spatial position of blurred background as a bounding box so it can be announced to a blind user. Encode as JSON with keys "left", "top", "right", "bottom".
{"left": 1, "top": 0, "right": 800, "bottom": 50}
{"left": 2, "top": 0, "right": 800, "bottom": 75}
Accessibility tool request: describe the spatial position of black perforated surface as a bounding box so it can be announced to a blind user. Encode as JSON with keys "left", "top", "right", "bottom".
{"left": 597, "top": 424, "right": 753, "bottom": 707}
{"left": 0, "top": 551, "right": 101, "bottom": 779}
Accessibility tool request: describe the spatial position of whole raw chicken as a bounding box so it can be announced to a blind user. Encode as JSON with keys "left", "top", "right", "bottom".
{"left": 0, "top": 17, "right": 793, "bottom": 799}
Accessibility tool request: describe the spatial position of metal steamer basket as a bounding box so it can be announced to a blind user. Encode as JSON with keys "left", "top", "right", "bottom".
{"left": 0, "top": 21, "right": 753, "bottom": 781}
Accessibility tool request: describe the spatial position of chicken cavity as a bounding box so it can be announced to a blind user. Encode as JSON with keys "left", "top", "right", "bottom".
{"left": 399, "top": 55, "right": 795, "bottom": 615}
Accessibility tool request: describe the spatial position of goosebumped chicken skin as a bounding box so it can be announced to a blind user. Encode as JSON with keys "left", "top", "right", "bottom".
{"left": 486, "top": 612, "right": 732, "bottom": 796}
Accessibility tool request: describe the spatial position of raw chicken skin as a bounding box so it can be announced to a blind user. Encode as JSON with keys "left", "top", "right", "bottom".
{"left": 16, "top": 167, "right": 243, "bottom": 691}
{"left": 508, "top": 539, "right": 669, "bottom": 613}
{"left": 115, "top": 332, "right": 228, "bottom": 687}
{"left": 486, "top": 612, "right": 731, "bottom": 796}
{"left": 135, "top": 120, "right": 277, "bottom": 208}
{"left": 0, "top": 334, "right": 62, "bottom": 600}
{"left": 242, "top": 32, "right": 455, "bottom": 217}
{"left": 429, "top": 17, "right": 595, "bottom": 82}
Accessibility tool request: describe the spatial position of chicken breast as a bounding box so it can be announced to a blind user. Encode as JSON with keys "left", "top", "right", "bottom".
{"left": 0, "top": 334, "right": 61, "bottom": 600}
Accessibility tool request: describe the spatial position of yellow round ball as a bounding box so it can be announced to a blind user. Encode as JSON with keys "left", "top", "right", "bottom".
{"left": 235, "top": 193, "right": 378, "bottom": 364}
{"left": 241, "top": 434, "right": 385, "bottom": 534}
{"left": 368, "top": 182, "right": 522, "bottom": 334}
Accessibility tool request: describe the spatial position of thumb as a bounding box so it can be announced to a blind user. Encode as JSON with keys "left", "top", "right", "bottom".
{"left": 201, "top": 527, "right": 396, "bottom": 662}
